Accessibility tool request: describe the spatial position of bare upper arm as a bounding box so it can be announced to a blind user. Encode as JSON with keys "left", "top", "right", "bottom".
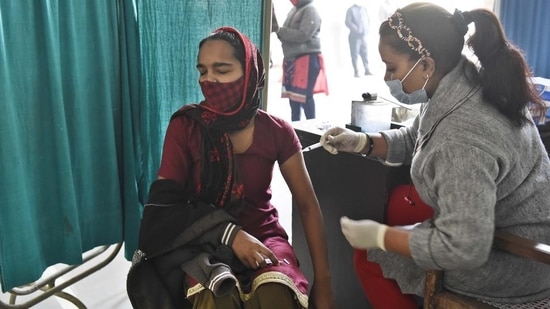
{"left": 279, "top": 151, "right": 317, "bottom": 207}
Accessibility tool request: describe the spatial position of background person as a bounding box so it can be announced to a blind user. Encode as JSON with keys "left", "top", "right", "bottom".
{"left": 345, "top": 2, "right": 372, "bottom": 77}
{"left": 320, "top": 3, "right": 550, "bottom": 308}
{"left": 272, "top": 0, "right": 329, "bottom": 122}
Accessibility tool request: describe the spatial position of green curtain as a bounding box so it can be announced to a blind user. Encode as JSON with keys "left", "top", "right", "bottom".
{"left": 137, "top": 0, "right": 264, "bottom": 139}
{"left": 0, "top": 0, "right": 144, "bottom": 291}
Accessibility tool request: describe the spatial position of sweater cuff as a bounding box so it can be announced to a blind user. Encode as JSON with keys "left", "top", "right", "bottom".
{"left": 221, "top": 222, "right": 242, "bottom": 246}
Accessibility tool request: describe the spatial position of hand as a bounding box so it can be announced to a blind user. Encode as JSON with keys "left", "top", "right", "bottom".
{"left": 231, "top": 230, "right": 279, "bottom": 269}
{"left": 319, "top": 127, "right": 367, "bottom": 154}
{"left": 340, "top": 216, "right": 388, "bottom": 250}
{"left": 308, "top": 281, "right": 335, "bottom": 309}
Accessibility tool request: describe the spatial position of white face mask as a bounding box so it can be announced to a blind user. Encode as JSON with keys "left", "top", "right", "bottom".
{"left": 385, "top": 58, "right": 429, "bottom": 104}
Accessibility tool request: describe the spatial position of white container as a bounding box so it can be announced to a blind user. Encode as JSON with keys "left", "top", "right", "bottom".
{"left": 351, "top": 100, "right": 393, "bottom": 132}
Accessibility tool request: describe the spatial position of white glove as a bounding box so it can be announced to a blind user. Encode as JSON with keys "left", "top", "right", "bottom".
{"left": 319, "top": 127, "right": 366, "bottom": 155}
{"left": 340, "top": 216, "right": 388, "bottom": 251}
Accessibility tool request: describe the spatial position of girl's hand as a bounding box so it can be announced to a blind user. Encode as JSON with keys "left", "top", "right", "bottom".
{"left": 231, "top": 230, "right": 279, "bottom": 269}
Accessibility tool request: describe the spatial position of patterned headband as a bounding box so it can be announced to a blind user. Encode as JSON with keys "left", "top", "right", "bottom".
{"left": 388, "top": 10, "right": 431, "bottom": 58}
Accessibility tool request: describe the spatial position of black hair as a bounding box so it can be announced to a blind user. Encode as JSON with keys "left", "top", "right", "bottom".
{"left": 380, "top": 2, "right": 545, "bottom": 127}
{"left": 199, "top": 31, "right": 246, "bottom": 70}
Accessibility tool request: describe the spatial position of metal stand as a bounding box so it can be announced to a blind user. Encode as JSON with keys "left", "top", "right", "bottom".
{"left": 0, "top": 242, "right": 123, "bottom": 309}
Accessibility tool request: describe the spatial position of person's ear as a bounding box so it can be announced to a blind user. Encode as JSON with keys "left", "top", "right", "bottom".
{"left": 420, "top": 57, "right": 436, "bottom": 78}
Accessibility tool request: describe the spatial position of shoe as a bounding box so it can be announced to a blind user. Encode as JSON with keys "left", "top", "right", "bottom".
{"left": 354, "top": 72, "right": 360, "bottom": 78}
{"left": 364, "top": 69, "right": 373, "bottom": 76}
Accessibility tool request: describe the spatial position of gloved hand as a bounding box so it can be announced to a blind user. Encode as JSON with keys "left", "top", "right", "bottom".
{"left": 340, "top": 216, "right": 388, "bottom": 251}
{"left": 319, "top": 127, "right": 366, "bottom": 155}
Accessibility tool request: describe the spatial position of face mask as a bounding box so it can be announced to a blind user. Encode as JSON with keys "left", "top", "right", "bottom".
{"left": 385, "top": 58, "right": 429, "bottom": 104}
{"left": 199, "top": 77, "right": 245, "bottom": 114}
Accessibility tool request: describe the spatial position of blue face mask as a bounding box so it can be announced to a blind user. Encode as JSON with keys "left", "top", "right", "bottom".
{"left": 385, "top": 58, "right": 429, "bottom": 104}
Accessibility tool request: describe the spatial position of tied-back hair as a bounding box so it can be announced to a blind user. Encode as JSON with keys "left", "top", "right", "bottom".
{"left": 380, "top": 2, "right": 545, "bottom": 127}
{"left": 464, "top": 9, "right": 544, "bottom": 126}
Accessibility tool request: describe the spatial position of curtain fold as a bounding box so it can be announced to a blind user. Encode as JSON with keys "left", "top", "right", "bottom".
{"left": 0, "top": 0, "right": 143, "bottom": 291}
{"left": 116, "top": 0, "right": 147, "bottom": 263}
{"left": 499, "top": 0, "right": 550, "bottom": 78}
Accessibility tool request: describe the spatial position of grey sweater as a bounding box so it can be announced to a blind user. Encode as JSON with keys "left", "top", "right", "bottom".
{"left": 369, "top": 57, "right": 550, "bottom": 304}
{"left": 276, "top": 0, "right": 322, "bottom": 60}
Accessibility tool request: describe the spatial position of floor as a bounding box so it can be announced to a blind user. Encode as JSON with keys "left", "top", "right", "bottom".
{"left": 0, "top": 49, "right": 389, "bottom": 309}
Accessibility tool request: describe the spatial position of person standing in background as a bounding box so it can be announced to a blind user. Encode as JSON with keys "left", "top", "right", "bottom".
{"left": 272, "top": 0, "right": 329, "bottom": 122}
{"left": 345, "top": 2, "right": 372, "bottom": 77}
